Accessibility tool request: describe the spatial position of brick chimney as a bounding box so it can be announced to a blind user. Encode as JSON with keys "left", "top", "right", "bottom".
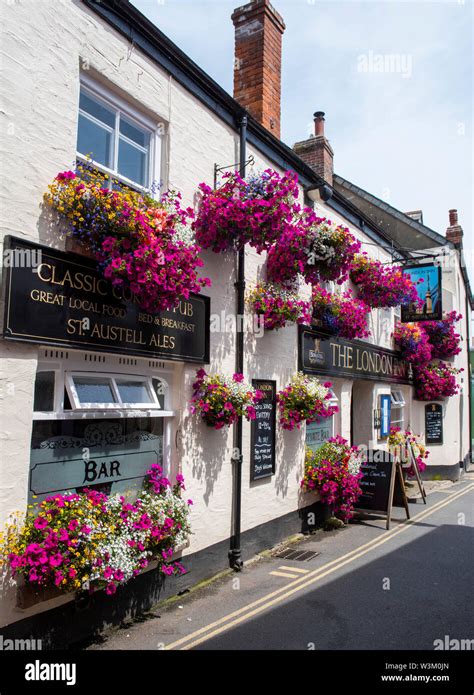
{"left": 232, "top": 0, "right": 285, "bottom": 138}
{"left": 446, "top": 208, "right": 463, "bottom": 246}
{"left": 293, "top": 112, "right": 334, "bottom": 185}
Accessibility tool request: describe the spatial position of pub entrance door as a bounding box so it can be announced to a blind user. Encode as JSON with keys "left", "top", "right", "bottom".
{"left": 350, "top": 380, "right": 374, "bottom": 449}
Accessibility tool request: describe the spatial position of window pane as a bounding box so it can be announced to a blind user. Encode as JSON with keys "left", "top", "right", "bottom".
{"left": 120, "top": 116, "right": 150, "bottom": 148}
{"left": 33, "top": 371, "right": 55, "bottom": 411}
{"left": 116, "top": 380, "right": 153, "bottom": 403}
{"left": 79, "top": 91, "right": 115, "bottom": 128}
{"left": 77, "top": 114, "right": 112, "bottom": 167}
{"left": 152, "top": 378, "right": 166, "bottom": 409}
{"left": 118, "top": 138, "right": 147, "bottom": 186}
{"left": 73, "top": 377, "right": 116, "bottom": 404}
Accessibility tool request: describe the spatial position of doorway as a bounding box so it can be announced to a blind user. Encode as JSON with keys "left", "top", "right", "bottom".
{"left": 350, "top": 380, "right": 375, "bottom": 448}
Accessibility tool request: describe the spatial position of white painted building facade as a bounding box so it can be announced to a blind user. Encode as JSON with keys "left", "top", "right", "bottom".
{"left": 0, "top": 0, "right": 470, "bottom": 641}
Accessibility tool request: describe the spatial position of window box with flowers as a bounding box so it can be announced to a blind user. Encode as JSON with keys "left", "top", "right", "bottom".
{"left": 44, "top": 164, "right": 211, "bottom": 312}
{"left": 0, "top": 465, "right": 192, "bottom": 604}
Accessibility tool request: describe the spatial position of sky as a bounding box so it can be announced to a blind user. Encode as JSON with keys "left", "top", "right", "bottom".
{"left": 132, "top": 0, "right": 473, "bottom": 283}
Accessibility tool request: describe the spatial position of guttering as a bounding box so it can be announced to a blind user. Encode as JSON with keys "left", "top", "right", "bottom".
{"left": 229, "top": 114, "right": 248, "bottom": 571}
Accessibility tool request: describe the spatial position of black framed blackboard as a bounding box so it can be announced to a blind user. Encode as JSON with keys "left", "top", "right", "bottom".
{"left": 425, "top": 403, "right": 443, "bottom": 444}
{"left": 250, "top": 379, "right": 276, "bottom": 481}
{"left": 354, "top": 449, "right": 409, "bottom": 529}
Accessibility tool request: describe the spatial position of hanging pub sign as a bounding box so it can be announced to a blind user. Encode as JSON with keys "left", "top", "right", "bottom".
{"left": 299, "top": 327, "right": 413, "bottom": 385}
{"left": 425, "top": 403, "right": 443, "bottom": 444}
{"left": 401, "top": 263, "right": 442, "bottom": 322}
{"left": 2, "top": 236, "right": 210, "bottom": 363}
{"left": 250, "top": 379, "right": 276, "bottom": 480}
{"left": 354, "top": 450, "right": 410, "bottom": 530}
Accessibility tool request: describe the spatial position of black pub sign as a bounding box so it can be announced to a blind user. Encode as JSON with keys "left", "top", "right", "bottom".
{"left": 299, "top": 327, "right": 413, "bottom": 384}
{"left": 250, "top": 379, "right": 276, "bottom": 480}
{"left": 2, "top": 236, "right": 210, "bottom": 363}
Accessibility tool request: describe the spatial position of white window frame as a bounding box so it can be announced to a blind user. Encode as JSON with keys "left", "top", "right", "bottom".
{"left": 390, "top": 389, "right": 406, "bottom": 427}
{"left": 391, "top": 390, "right": 406, "bottom": 407}
{"left": 32, "top": 362, "right": 174, "bottom": 420}
{"left": 77, "top": 75, "right": 162, "bottom": 195}
{"left": 65, "top": 372, "right": 164, "bottom": 411}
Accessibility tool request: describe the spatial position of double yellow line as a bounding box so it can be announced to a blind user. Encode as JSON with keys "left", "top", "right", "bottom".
{"left": 165, "top": 482, "right": 473, "bottom": 650}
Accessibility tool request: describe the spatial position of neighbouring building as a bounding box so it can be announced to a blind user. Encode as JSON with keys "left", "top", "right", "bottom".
{"left": 0, "top": 0, "right": 471, "bottom": 645}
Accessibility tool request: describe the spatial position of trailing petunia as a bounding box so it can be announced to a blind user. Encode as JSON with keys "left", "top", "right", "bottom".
{"left": 301, "top": 436, "right": 364, "bottom": 522}
{"left": 276, "top": 372, "right": 337, "bottom": 431}
{"left": 44, "top": 164, "right": 210, "bottom": 312}
{"left": 193, "top": 169, "right": 300, "bottom": 253}
{"left": 266, "top": 211, "right": 361, "bottom": 287}
{"left": 392, "top": 322, "right": 432, "bottom": 364}
{"left": 247, "top": 283, "right": 311, "bottom": 330}
{"left": 350, "top": 254, "right": 422, "bottom": 308}
{"left": 388, "top": 426, "right": 430, "bottom": 478}
{"left": 311, "top": 286, "right": 371, "bottom": 339}
{"left": 1, "top": 466, "right": 191, "bottom": 596}
{"left": 413, "top": 361, "right": 463, "bottom": 400}
{"left": 422, "top": 311, "right": 462, "bottom": 359}
{"left": 190, "top": 369, "right": 263, "bottom": 429}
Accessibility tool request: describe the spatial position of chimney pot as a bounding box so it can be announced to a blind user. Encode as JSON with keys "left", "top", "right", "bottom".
{"left": 449, "top": 209, "right": 458, "bottom": 226}
{"left": 314, "top": 111, "right": 325, "bottom": 136}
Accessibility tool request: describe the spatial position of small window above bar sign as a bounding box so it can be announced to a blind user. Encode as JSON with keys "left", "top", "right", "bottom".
{"left": 65, "top": 373, "right": 162, "bottom": 410}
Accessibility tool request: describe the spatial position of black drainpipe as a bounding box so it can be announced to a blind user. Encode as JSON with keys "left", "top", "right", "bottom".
{"left": 229, "top": 113, "right": 247, "bottom": 571}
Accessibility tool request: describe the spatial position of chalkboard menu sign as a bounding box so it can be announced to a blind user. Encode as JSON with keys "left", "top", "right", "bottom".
{"left": 250, "top": 380, "right": 276, "bottom": 481}
{"left": 356, "top": 450, "right": 394, "bottom": 514}
{"left": 425, "top": 403, "right": 443, "bottom": 444}
{"left": 354, "top": 449, "right": 409, "bottom": 529}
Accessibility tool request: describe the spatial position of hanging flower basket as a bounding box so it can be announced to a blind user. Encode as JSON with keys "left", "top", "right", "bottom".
{"left": 311, "top": 286, "right": 371, "bottom": 339}
{"left": 190, "top": 369, "right": 263, "bottom": 429}
{"left": 246, "top": 282, "right": 311, "bottom": 330}
{"left": 388, "top": 426, "right": 430, "bottom": 477}
{"left": 413, "top": 361, "right": 463, "bottom": 400}
{"left": 350, "top": 254, "right": 421, "bottom": 308}
{"left": 301, "top": 436, "right": 364, "bottom": 522}
{"left": 422, "top": 311, "right": 462, "bottom": 359}
{"left": 276, "top": 372, "right": 337, "bottom": 431}
{"left": 44, "top": 164, "right": 210, "bottom": 312}
{"left": 266, "top": 212, "right": 361, "bottom": 287}
{"left": 192, "top": 169, "right": 300, "bottom": 253}
{"left": 1, "top": 465, "right": 191, "bottom": 597}
{"left": 392, "top": 322, "right": 432, "bottom": 364}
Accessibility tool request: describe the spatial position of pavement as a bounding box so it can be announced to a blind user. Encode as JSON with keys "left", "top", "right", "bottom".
{"left": 87, "top": 473, "right": 474, "bottom": 651}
